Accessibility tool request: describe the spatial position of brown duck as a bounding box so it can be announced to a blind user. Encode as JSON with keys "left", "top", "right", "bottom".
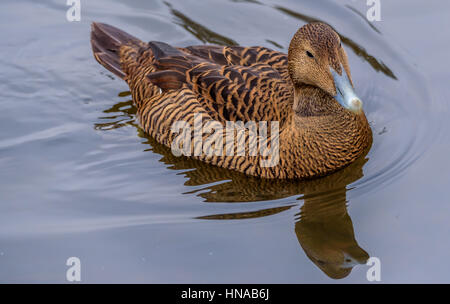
{"left": 91, "top": 22, "right": 372, "bottom": 179}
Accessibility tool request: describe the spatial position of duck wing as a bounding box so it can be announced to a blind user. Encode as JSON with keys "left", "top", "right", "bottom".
{"left": 145, "top": 42, "right": 293, "bottom": 125}
{"left": 183, "top": 45, "right": 290, "bottom": 81}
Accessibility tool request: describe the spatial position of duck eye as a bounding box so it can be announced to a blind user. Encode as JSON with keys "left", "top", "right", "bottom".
{"left": 306, "top": 51, "right": 314, "bottom": 58}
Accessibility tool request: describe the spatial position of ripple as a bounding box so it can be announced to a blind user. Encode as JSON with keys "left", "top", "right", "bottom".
{"left": 0, "top": 123, "right": 84, "bottom": 150}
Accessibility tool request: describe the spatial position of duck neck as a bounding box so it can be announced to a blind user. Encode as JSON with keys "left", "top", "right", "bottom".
{"left": 276, "top": 84, "right": 372, "bottom": 179}
{"left": 292, "top": 84, "right": 336, "bottom": 116}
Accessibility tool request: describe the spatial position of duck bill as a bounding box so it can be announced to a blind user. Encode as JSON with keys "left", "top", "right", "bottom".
{"left": 331, "top": 69, "right": 363, "bottom": 113}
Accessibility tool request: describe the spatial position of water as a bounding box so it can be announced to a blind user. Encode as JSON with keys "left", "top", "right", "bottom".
{"left": 0, "top": 0, "right": 449, "bottom": 283}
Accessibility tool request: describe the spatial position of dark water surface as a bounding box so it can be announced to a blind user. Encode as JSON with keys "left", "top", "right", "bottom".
{"left": 0, "top": 0, "right": 449, "bottom": 283}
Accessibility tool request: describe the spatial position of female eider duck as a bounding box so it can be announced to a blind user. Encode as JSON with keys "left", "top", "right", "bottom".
{"left": 91, "top": 22, "right": 372, "bottom": 179}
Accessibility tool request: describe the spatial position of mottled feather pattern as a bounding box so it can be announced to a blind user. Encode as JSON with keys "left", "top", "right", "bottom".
{"left": 91, "top": 22, "right": 372, "bottom": 179}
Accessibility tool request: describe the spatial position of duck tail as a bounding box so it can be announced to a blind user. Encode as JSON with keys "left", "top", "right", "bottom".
{"left": 90, "top": 22, "right": 141, "bottom": 79}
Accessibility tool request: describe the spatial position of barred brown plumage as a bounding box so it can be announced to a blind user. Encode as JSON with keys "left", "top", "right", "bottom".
{"left": 90, "top": 22, "right": 372, "bottom": 179}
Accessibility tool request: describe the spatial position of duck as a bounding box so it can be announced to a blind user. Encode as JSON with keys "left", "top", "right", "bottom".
{"left": 90, "top": 22, "right": 372, "bottom": 179}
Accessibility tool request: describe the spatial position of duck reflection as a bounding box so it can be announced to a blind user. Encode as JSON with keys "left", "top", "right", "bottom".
{"left": 295, "top": 184, "right": 369, "bottom": 279}
{"left": 194, "top": 156, "right": 370, "bottom": 279}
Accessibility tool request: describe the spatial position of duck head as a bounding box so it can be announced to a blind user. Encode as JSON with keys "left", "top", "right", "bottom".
{"left": 288, "top": 22, "right": 363, "bottom": 113}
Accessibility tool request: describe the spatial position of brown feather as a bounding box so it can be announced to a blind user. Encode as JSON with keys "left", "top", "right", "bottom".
{"left": 90, "top": 22, "right": 372, "bottom": 179}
